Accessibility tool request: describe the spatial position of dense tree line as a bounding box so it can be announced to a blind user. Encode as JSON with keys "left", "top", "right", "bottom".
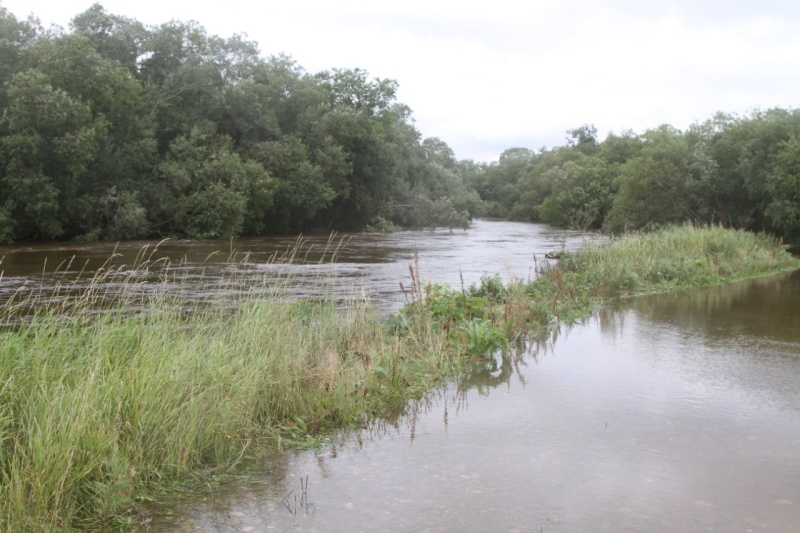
{"left": 471, "top": 112, "right": 800, "bottom": 244}
{"left": 0, "top": 4, "right": 480, "bottom": 243}
{"left": 2, "top": 5, "right": 799, "bottom": 247}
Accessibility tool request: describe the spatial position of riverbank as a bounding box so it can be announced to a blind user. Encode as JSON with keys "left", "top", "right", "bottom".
{"left": 1, "top": 225, "right": 797, "bottom": 531}
{"left": 391, "top": 224, "right": 800, "bottom": 351}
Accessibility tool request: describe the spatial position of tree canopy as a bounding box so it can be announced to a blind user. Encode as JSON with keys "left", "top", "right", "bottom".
{"left": 472, "top": 113, "right": 800, "bottom": 244}
{"left": 1, "top": 4, "right": 799, "bottom": 246}
{"left": 0, "top": 4, "right": 479, "bottom": 243}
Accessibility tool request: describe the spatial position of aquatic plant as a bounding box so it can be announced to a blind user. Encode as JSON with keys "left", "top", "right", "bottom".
{"left": 391, "top": 223, "right": 800, "bottom": 343}
{"left": 0, "top": 224, "right": 797, "bottom": 531}
{"left": 0, "top": 244, "right": 459, "bottom": 531}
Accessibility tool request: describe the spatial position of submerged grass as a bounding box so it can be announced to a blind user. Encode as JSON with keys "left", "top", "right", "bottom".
{"left": 0, "top": 224, "right": 798, "bottom": 531}
{"left": 0, "top": 244, "right": 461, "bottom": 531}
{"left": 393, "top": 224, "right": 799, "bottom": 345}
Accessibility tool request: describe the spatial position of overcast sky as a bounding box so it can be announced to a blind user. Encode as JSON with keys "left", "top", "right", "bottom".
{"left": 3, "top": 0, "right": 800, "bottom": 162}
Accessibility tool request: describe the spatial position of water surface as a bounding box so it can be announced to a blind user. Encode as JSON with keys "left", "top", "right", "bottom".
{"left": 141, "top": 271, "right": 800, "bottom": 531}
{"left": 6, "top": 222, "right": 797, "bottom": 530}
{"left": 0, "top": 220, "right": 592, "bottom": 315}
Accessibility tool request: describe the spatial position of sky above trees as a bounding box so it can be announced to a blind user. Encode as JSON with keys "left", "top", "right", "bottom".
{"left": 3, "top": 0, "right": 799, "bottom": 162}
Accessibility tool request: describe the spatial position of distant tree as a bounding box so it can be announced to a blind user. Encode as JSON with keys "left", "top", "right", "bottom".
{"left": 566, "top": 124, "right": 599, "bottom": 155}
{"left": 157, "top": 124, "right": 272, "bottom": 239}
{"left": 538, "top": 155, "right": 614, "bottom": 230}
{"left": 604, "top": 125, "right": 716, "bottom": 233}
{"left": 70, "top": 4, "right": 146, "bottom": 72}
{"left": 764, "top": 136, "right": 800, "bottom": 240}
{"left": 422, "top": 137, "right": 457, "bottom": 169}
{"left": 0, "top": 6, "right": 39, "bottom": 110}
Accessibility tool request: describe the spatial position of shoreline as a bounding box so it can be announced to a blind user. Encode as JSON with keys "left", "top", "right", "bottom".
{"left": 1, "top": 224, "right": 798, "bottom": 531}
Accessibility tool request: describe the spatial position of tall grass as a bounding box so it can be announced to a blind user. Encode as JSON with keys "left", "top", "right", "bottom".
{"left": 394, "top": 224, "right": 800, "bottom": 343}
{"left": 0, "top": 224, "right": 797, "bottom": 531}
{"left": 0, "top": 246, "right": 459, "bottom": 531}
{"left": 559, "top": 224, "right": 798, "bottom": 296}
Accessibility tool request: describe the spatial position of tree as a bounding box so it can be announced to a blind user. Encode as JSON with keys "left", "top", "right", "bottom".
{"left": 308, "top": 71, "right": 406, "bottom": 229}
{"left": 566, "top": 124, "right": 599, "bottom": 155}
{"left": 9, "top": 32, "right": 154, "bottom": 239}
{"left": 70, "top": 4, "right": 147, "bottom": 73}
{"left": 538, "top": 155, "right": 615, "bottom": 230}
{"left": 0, "top": 69, "right": 107, "bottom": 240}
{"left": 764, "top": 136, "right": 800, "bottom": 240}
{"left": 474, "top": 147, "right": 536, "bottom": 218}
{"left": 157, "top": 124, "right": 273, "bottom": 239}
{"left": 248, "top": 135, "right": 334, "bottom": 233}
{"left": 0, "top": 6, "right": 39, "bottom": 110}
{"left": 604, "top": 125, "right": 691, "bottom": 232}
{"left": 421, "top": 137, "right": 456, "bottom": 169}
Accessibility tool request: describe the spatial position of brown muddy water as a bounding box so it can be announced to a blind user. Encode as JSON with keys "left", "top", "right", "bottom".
{"left": 141, "top": 270, "right": 800, "bottom": 532}
{"left": 0, "top": 220, "right": 593, "bottom": 317}
{"left": 3, "top": 221, "right": 799, "bottom": 531}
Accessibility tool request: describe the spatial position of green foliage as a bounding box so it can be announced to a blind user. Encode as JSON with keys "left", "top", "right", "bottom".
{"left": 603, "top": 125, "right": 697, "bottom": 233}
{"left": 562, "top": 224, "right": 798, "bottom": 294}
{"left": 389, "top": 273, "right": 518, "bottom": 358}
{"left": 0, "top": 259, "right": 464, "bottom": 531}
{"left": 538, "top": 154, "right": 615, "bottom": 230}
{"left": 0, "top": 5, "right": 488, "bottom": 243}
{"left": 391, "top": 225, "right": 799, "bottom": 358}
{"left": 4, "top": 3, "right": 800, "bottom": 246}
{"left": 388, "top": 149, "right": 481, "bottom": 230}
{"left": 475, "top": 147, "right": 537, "bottom": 219}
{"left": 364, "top": 216, "right": 401, "bottom": 233}
{"left": 0, "top": 203, "right": 14, "bottom": 244}
{"left": 249, "top": 135, "right": 334, "bottom": 232}
{"left": 469, "top": 274, "right": 508, "bottom": 300}
{"left": 764, "top": 136, "right": 800, "bottom": 241}
{"left": 158, "top": 125, "right": 272, "bottom": 239}
{"left": 70, "top": 4, "right": 147, "bottom": 72}
{"left": 0, "top": 68, "right": 107, "bottom": 239}
{"left": 461, "top": 318, "right": 509, "bottom": 356}
{"left": 0, "top": 226, "right": 796, "bottom": 530}
{"left": 0, "top": 6, "right": 39, "bottom": 109}
{"left": 98, "top": 188, "right": 150, "bottom": 240}
{"left": 466, "top": 111, "right": 800, "bottom": 246}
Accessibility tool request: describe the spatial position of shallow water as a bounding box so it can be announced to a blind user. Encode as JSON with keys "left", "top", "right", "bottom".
{"left": 0, "top": 220, "right": 594, "bottom": 316}
{"left": 141, "top": 271, "right": 800, "bottom": 532}
{"left": 5, "top": 222, "right": 798, "bottom": 531}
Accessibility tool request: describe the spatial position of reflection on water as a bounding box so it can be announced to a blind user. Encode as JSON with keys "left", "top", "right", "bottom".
{"left": 0, "top": 220, "right": 595, "bottom": 317}
{"left": 142, "top": 271, "right": 800, "bottom": 532}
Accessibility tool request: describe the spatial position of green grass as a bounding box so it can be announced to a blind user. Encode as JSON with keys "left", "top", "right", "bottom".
{"left": 394, "top": 224, "right": 800, "bottom": 342}
{"left": 0, "top": 250, "right": 461, "bottom": 531}
{"left": 0, "top": 224, "right": 798, "bottom": 531}
{"left": 561, "top": 224, "right": 798, "bottom": 295}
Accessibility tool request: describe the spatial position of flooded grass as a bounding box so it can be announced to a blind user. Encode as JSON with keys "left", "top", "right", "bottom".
{"left": 1, "top": 224, "right": 798, "bottom": 531}
{"left": 562, "top": 224, "right": 798, "bottom": 294}
{"left": 0, "top": 242, "right": 463, "bottom": 530}
{"left": 393, "top": 225, "right": 800, "bottom": 354}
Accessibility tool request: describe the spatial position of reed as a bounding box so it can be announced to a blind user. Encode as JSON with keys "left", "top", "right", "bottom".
{"left": 0, "top": 243, "right": 457, "bottom": 531}
{"left": 392, "top": 224, "right": 800, "bottom": 343}
{"left": 0, "top": 224, "right": 797, "bottom": 531}
{"left": 558, "top": 224, "right": 799, "bottom": 296}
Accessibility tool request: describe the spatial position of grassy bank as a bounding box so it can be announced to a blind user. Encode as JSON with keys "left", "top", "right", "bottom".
{"left": 1, "top": 225, "right": 798, "bottom": 531}
{"left": 0, "top": 291, "right": 458, "bottom": 530}
{"left": 393, "top": 225, "right": 800, "bottom": 346}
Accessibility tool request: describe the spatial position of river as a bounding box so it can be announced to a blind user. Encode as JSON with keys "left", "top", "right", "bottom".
{"left": 0, "top": 220, "right": 595, "bottom": 317}
{"left": 2, "top": 221, "right": 798, "bottom": 531}
{"left": 140, "top": 269, "right": 800, "bottom": 532}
